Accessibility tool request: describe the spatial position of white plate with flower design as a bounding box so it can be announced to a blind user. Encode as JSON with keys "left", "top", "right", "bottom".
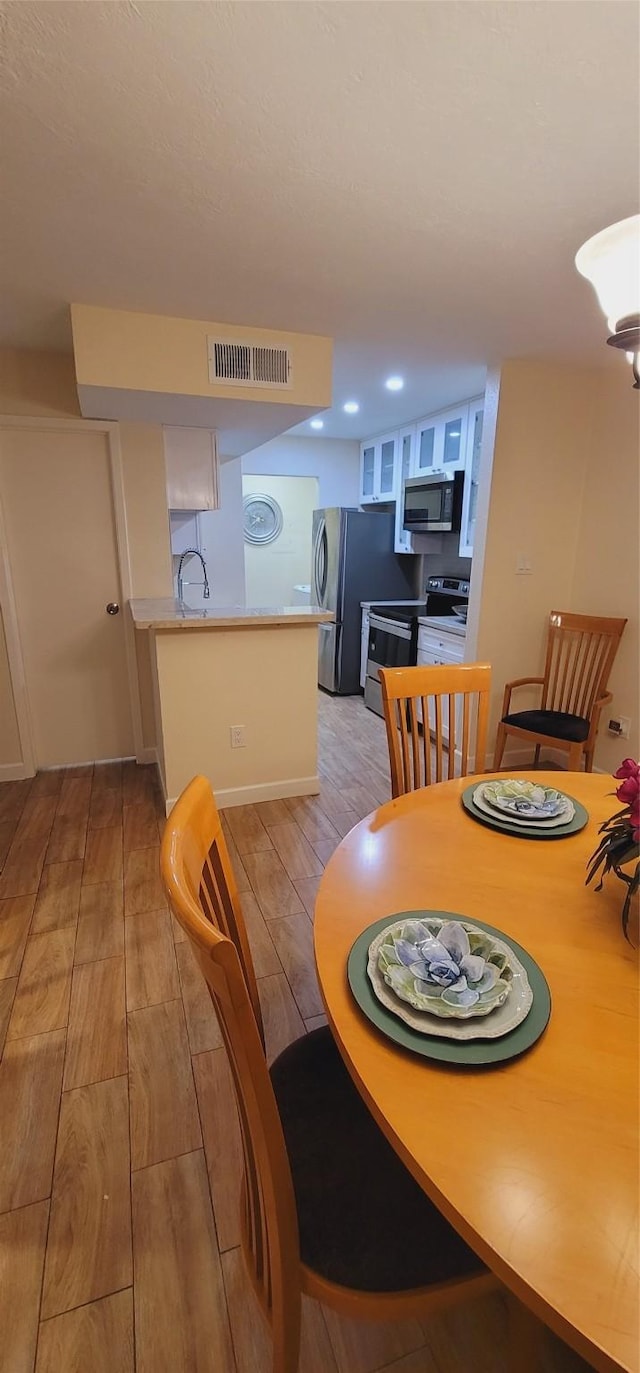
{"left": 367, "top": 917, "right": 533, "bottom": 1041}
{"left": 476, "top": 779, "right": 574, "bottom": 825}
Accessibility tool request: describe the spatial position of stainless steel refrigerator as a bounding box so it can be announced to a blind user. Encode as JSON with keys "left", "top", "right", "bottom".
{"left": 312, "top": 508, "right": 417, "bottom": 694}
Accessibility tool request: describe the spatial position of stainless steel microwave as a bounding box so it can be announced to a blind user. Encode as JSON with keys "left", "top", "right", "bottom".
{"left": 403, "top": 470, "right": 464, "bottom": 533}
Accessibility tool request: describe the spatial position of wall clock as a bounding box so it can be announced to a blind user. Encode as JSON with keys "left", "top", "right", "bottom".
{"left": 243, "top": 494, "right": 284, "bottom": 545}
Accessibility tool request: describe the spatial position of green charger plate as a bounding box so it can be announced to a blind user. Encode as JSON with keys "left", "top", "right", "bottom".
{"left": 461, "top": 782, "right": 588, "bottom": 840}
{"left": 347, "top": 911, "right": 551, "bottom": 1067}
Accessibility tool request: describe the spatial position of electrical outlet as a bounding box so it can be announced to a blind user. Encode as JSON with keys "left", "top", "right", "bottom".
{"left": 515, "top": 554, "right": 533, "bottom": 575}
{"left": 230, "top": 724, "right": 246, "bottom": 749}
{"left": 608, "top": 716, "right": 631, "bottom": 739}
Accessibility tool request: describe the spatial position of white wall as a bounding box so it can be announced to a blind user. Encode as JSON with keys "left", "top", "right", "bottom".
{"left": 241, "top": 434, "right": 360, "bottom": 508}
{"left": 242, "top": 474, "right": 319, "bottom": 607}
{"left": 570, "top": 371, "right": 639, "bottom": 772}
{"left": 468, "top": 359, "right": 639, "bottom": 771}
{"left": 172, "top": 434, "right": 360, "bottom": 607}
{"left": 198, "top": 459, "right": 246, "bottom": 605}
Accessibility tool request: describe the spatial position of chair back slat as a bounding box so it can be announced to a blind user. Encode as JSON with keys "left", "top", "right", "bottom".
{"left": 542, "top": 613, "right": 626, "bottom": 722}
{"left": 461, "top": 692, "right": 471, "bottom": 777}
{"left": 447, "top": 694, "right": 456, "bottom": 779}
{"left": 408, "top": 697, "right": 421, "bottom": 789}
{"left": 380, "top": 664, "right": 491, "bottom": 798}
{"left": 166, "top": 777, "right": 264, "bottom": 1040}
{"left": 422, "top": 703, "right": 432, "bottom": 787}
{"left": 434, "top": 694, "right": 444, "bottom": 782}
{"left": 575, "top": 634, "right": 599, "bottom": 718}
{"left": 161, "top": 777, "right": 301, "bottom": 1325}
{"left": 563, "top": 631, "right": 584, "bottom": 714}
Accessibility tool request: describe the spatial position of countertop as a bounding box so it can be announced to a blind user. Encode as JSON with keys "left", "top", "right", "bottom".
{"left": 417, "top": 614, "right": 466, "bottom": 637}
{"left": 129, "top": 599, "right": 335, "bottom": 630}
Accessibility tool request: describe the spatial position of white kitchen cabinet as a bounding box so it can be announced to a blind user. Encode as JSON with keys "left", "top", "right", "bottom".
{"left": 394, "top": 428, "right": 415, "bottom": 553}
{"left": 413, "top": 405, "right": 468, "bottom": 476}
{"left": 417, "top": 626, "right": 465, "bottom": 658}
{"left": 359, "top": 432, "right": 399, "bottom": 505}
{"left": 360, "top": 442, "right": 376, "bottom": 501}
{"left": 459, "top": 401, "right": 484, "bottom": 558}
{"left": 164, "top": 427, "right": 219, "bottom": 511}
{"left": 416, "top": 626, "right": 465, "bottom": 739}
{"left": 359, "top": 392, "right": 485, "bottom": 552}
{"left": 360, "top": 607, "right": 370, "bottom": 689}
{"left": 414, "top": 417, "right": 437, "bottom": 473}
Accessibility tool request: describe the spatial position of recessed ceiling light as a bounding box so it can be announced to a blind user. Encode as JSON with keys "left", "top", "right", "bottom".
{"left": 385, "top": 376, "right": 404, "bottom": 391}
{"left": 343, "top": 401, "right": 360, "bottom": 414}
{"left": 310, "top": 418, "right": 324, "bottom": 430}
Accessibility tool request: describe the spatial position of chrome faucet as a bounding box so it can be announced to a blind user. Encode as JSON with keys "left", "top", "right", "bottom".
{"left": 176, "top": 548, "right": 210, "bottom": 601}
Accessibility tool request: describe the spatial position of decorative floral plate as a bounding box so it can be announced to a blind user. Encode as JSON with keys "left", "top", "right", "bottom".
{"left": 473, "top": 784, "right": 575, "bottom": 830}
{"left": 479, "top": 779, "right": 571, "bottom": 821}
{"left": 367, "top": 917, "right": 533, "bottom": 1041}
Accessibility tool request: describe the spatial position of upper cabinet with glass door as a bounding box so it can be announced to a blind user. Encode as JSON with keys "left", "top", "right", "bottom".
{"left": 359, "top": 395, "right": 485, "bottom": 552}
{"left": 359, "top": 432, "right": 399, "bottom": 505}
{"left": 413, "top": 405, "right": 468, "bottom": 476}
{"left": 414, "top": 418, "right": 437, "bottom": 473}
{"left": 360, "top": 441, "right": 377, "bottom": 502}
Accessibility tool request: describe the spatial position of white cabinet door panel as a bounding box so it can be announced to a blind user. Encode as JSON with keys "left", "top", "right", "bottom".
{"left": 165, "top": 428, "right": 219, "bottom": 510}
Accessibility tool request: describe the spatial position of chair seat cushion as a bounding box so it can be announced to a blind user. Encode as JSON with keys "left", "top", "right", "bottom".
{"left": 502, "top": 709, "right": 590, "bottom": 744}
{"left": 270, "top": 1027, "right": 483, "bottom": 1292}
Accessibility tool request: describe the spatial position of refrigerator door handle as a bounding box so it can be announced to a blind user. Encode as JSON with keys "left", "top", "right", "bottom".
{"left": 313, "top": 516, "right": 328, "bottom": 606}
{"left": 312, "top": 519, "right": 320, "bottom": 602}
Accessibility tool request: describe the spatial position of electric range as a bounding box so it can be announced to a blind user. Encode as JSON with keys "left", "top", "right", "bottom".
{"left": 364, "top": 576, "right": 469, "bottom": 717}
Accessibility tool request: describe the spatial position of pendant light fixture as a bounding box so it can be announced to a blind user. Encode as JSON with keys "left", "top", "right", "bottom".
{"left": 575, "top": 214, "right": 640, "bottom": 388}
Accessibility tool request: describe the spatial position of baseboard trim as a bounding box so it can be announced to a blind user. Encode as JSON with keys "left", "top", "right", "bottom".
{"left": 136, "top": 746, "right": 158, "bottom": 766}
{"left": 0, "top": 762, "right": 33, "bottom": 781}
{"left": 165, "top": 774, "right": 321, "bottom": 816}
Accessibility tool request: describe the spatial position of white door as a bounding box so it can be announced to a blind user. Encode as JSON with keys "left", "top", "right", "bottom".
{"left": 0, "top": 427, "right": 134, "bottom": 767}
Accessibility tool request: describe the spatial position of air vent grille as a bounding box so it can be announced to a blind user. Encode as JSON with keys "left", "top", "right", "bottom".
{"left": 208, "top": 338, "right": 292, "bottom": 389}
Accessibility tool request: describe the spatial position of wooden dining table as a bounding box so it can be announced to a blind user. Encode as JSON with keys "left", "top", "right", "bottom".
{"left": 314, "top": 771, "right": 638, "bottom": 1373}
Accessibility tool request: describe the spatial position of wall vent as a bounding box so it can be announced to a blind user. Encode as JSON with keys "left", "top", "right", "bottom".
{"left": 208, "top": 338, "right": 293, "bottom": 389}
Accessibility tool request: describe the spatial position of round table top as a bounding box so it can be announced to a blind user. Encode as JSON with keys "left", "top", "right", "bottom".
{"left": 314, "top": 772, "right": 639, "bottom": 1373}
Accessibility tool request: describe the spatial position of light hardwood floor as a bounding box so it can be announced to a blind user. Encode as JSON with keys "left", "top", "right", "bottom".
{"left": 0, "top": 693, "right": 591, "bottom": 1373}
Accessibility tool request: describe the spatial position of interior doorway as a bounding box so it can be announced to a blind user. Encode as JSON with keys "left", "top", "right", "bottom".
{"left": 0, "top": 424, "right": 135, "bottom": 768}
{"left": 242, "top": 474, "right": 319, "bottom": 608}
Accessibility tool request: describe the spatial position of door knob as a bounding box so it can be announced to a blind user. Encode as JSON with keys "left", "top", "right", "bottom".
{"left": 106, "top": 602, "right": 120, "bottom": 615}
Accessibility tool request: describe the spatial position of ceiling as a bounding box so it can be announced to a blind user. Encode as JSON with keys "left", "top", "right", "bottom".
{"left": 1, "top": 1, "right": 638, "bottom": 440}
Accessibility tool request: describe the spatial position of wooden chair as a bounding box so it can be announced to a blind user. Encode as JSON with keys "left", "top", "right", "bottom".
{"left": 380, "top": 663, "right": 491, "bottom": 798}
{"left": 493, "top": 611, "right": 627, "bottom": 773}
{"left": 160, "top": 775, "right": 497, "bottom": 1373}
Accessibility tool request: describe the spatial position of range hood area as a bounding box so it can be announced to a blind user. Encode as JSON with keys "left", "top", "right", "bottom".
{"left": 71, "top": 304, "right": 332, "bottom": 456}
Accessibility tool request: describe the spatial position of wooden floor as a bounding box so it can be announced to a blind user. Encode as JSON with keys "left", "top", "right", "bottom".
{"left": 0, "top": 692, "right": 591, "bottom": 1373}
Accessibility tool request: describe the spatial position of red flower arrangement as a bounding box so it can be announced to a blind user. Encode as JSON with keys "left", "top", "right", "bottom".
{"left": 586, "top": 758, "right": 640, "bottom": 942}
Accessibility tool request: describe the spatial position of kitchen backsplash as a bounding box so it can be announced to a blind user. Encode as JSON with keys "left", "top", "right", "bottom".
{"left": 418, "top": 536, "right": 472, "bottom": 584}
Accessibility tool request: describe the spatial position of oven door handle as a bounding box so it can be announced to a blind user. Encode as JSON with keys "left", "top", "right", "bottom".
{"left": 368, "top": 614, "right": 412, "bottom": 640}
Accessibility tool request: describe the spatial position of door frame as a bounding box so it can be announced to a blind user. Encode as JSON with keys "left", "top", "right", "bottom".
{"left": 0, "top": 414, "right": 145, "bottom": 779}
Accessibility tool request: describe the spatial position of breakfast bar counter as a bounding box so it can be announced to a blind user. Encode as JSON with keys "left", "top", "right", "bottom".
{"left": 130, "top": 599, "right": 334, "bottom": 631}
{"left": 130, "top": 598, "right": 334, "bottom": 811}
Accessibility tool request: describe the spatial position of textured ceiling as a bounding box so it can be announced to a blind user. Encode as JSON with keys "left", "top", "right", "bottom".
{"left": 1, "top": 0, "right": 638, "bottom": 437}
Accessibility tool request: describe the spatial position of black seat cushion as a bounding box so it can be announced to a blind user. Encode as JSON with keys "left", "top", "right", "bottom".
{"left": 270, "top": 1027, "right": 483, "bottom": 1292}
{"left": 502, "top": 709, "right": 589, "bottom": 744}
